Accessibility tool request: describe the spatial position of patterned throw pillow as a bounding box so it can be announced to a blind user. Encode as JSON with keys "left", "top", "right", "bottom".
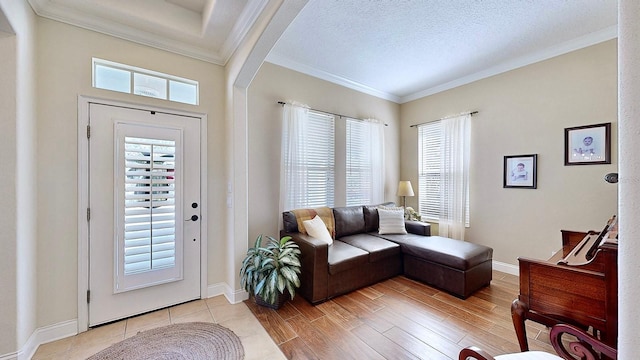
{"left": 377, "top": 207, "right": 407, "bottom": 235}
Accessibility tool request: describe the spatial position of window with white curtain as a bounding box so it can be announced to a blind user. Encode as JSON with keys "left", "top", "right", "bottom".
{"left": 346, "top": 118, "right": 384, "bottom": 206}
{"left": 281, "top": 108, "right": 335, "bottom": 210}
{"left": 347, "top": 119, "right": 370, "bottom": 205}
{"left": 302, "top": 111, "right": 336, "bottom": 208}
{"left": 418, "top": 121, "right": 442, "bottom": 221}
{"left": 418, "top": 119, "right": 470, "bottom": 227}
{"left": 280, "top": 104, "right": 384, "bottom": 211}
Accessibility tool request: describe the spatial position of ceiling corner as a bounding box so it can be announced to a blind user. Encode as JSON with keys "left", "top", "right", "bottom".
{"left": 219, "top": 0, "right": 270, "bottom": 64}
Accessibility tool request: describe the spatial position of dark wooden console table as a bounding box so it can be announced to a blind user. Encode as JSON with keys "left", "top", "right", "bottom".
{"left": 511, "top": 230, "right": 618, "bottom": 351}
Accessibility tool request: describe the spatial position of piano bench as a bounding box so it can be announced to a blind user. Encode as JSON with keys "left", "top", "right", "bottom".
{"left": 400, "top": 236, "right": 493, "bottom": 298}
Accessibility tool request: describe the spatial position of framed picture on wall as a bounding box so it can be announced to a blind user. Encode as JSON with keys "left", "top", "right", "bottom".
{"left": 564, "top": 122, "right": 611, "bottom": 165}
{"left": 504, "top": 154, "right": 537, "bottom": 189}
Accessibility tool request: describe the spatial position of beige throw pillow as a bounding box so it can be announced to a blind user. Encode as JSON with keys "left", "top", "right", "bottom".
{"left": 378, "top": 208, "right": 407, "bottom": 235}
{"left": 303, "top": 215, "right": 334, "bottom": 246}
{"left": 292, "top": 207, "right": 336, "bottom": 239}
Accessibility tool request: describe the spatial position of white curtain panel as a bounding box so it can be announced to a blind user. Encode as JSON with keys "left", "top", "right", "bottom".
{"left": 438, "top": 113, "right": 470, "bottom": 240}
{"left": 279, "top": 102, "right": 310, "bottom": 216}
{"left": 368, "top": 118, "right": 385, "bottom": 204}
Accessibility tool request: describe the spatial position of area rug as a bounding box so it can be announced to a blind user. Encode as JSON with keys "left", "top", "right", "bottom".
{"left": 88, "top": 322, "right": 245, "bottom": 360}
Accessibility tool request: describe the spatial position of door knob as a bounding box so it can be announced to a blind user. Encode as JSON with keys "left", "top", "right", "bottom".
{"left": 185, "top": 215, "right": 199, "bottom": 221}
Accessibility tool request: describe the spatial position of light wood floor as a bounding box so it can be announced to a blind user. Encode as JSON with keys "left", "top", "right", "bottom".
{"left": 246, "top": 271, "right": 555, "bottom": 359}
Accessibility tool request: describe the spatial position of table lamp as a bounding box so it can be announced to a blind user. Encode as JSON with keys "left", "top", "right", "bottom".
{"left": 397, "top": 180, "right": 414, "bottom": 208}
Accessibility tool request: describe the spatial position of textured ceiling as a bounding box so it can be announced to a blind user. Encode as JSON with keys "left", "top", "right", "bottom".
{"left": 26, "top": 0, "right": 618, "bottom": 103}
{"left": 267, "top": 0, "right": 618, "bottom": 103}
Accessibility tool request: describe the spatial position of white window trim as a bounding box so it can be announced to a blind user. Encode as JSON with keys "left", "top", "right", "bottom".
{"left": 418, "top": 120, "right": 470, "bottom": 227}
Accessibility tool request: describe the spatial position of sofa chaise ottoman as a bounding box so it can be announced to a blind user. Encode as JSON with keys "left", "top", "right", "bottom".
{"left": 376, "top": 232, "right": 494, "bottom": 299}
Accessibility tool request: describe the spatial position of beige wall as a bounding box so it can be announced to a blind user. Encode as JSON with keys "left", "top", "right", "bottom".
{"left": 0, "top": 0, "right": 38, "bottom": 354}
{"left": 35, "top": 18, "right": 227, "bottom": 327}
{"left": 0, "top": 31, "right": 18, "bottom": 355}
{"left": 401, "top": 40, "right": 618, "bottom": 265}
{"left": 247, "top": 62, "right": 401, "bottom": 241}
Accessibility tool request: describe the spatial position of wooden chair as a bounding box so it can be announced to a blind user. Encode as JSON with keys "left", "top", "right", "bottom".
{"left": 459, "top": 324, "right": 617, "bottom": 360}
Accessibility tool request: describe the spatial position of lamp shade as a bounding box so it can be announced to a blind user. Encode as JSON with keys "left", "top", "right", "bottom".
{"left": 397, "top": 181, "right": 415, "bottom": 197}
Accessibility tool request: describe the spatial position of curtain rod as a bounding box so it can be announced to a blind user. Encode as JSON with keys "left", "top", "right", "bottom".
{"left": 278, "top": 101, "right": 388, "bottom": 126}
{"left": 409, "top": 111, "right": 479, "bottom": 128}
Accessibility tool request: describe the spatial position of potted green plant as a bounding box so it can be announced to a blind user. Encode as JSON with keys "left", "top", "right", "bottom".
{"left": 240, "top": 234, "right": 301, "bottom": 309}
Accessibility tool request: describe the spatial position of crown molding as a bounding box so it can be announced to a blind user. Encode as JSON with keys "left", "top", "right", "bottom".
{"left": 220, "top": 0, "right": 270, "bottom": 64}
{"left": 400, "top": 25, "right": 618, "bottom": 103}
{"left": 0, "top": 6, "right": 13, "bottom": 35}
{"left": 27, "top": 0, "right": 262, "bottom": 65}
{"left": 265, "top": 52, "right": 401, "bottom": 103}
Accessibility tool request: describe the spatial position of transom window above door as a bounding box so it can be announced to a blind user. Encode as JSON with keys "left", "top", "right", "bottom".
{"left": 92, "top": 58, "right": 199, "bottom": 105}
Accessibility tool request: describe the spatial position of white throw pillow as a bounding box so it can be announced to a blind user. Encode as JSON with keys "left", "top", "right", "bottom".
{"left": 378, "top": 208, "right": 407, "bottom": 235}
{"left": 303, "top": 215, "right": 333, "bottom": 246}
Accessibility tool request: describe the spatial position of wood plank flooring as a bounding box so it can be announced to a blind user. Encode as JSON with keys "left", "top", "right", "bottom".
{"left": 246, "top": 271, "right": 556, "bottom": 359}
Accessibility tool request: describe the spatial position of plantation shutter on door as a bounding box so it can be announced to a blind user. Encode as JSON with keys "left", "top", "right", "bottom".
{"left": 123, "top": 137, "right": 176, "bottom": 273}
{"left": 115, "top": 127, "right": 184, "bottom": 293}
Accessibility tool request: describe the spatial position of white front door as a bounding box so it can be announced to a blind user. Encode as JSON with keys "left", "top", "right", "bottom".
{"left": 88, "top": 103, "right": 201, "bottom": 326}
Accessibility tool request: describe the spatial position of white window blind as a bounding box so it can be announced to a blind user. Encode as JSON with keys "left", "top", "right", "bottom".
{"left": 123, "top": 137, "right": 176, "bottom": 275}
{"left": 347, "top": 119, "right": 375, "bottom": 206}
{"left": 281, "top": 104, "right": 384, "bottom": 212}
{"left": 418, "top": 121, "right": 442, "bottom": 221}
{"left": 307, "top": 111, "right": 336, "bottom": 207}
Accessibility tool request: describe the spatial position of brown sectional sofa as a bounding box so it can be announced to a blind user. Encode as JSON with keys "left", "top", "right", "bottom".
{"left": 281, "top": 204, "right": 493, "bottom": 305}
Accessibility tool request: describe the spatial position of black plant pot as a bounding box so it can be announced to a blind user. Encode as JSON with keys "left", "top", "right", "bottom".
{"left": 254, "top": 293, "right": 288, "bottom": 309}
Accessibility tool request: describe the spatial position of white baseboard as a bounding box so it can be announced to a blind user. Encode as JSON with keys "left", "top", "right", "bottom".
{"left": 493, "top": 260, "right": 519, "bottom": 276}
{"left": 2, "top": 282, "right": 249, "bottom": 360}
{"left": 0, "top": 351, "right": 17, "bottom": 360}
{"left": 0, "top": 319, "right": 78, "bottom": 360}
{"left": 207, "top": 282, "right": 248, "bottom": 304}
{"left": 206, "top": 282, "right": 227, "bottom": 298}
{"left": 228, "top": 288, "right": 249, "bottom": 304}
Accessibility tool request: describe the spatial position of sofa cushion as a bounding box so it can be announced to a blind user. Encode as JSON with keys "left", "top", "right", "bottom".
{"left": 333, "top": 206, "right": 365, "bottom": 238}
{"left": 378, "top": 208, "right": 407, "bottom": 234}
{"left": 282, "top": 211, "right": 298, "bottom": 233}
{"left": 328, "top": 241, "right": 369, "bottom": 275}
{"left": 363, "top": 206, "right": 379, "bottom": 233}
{"left": 363, "top": 202, "right": 395, "bottom": 232}
{"left": 376, "top": 234, "right": 492, "bottom": 270}
{"left": 303, "top": 215, "right": 333, "bottom": 246}
{"left": 339, "top": 234, "right": 400, "bottom": 263}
